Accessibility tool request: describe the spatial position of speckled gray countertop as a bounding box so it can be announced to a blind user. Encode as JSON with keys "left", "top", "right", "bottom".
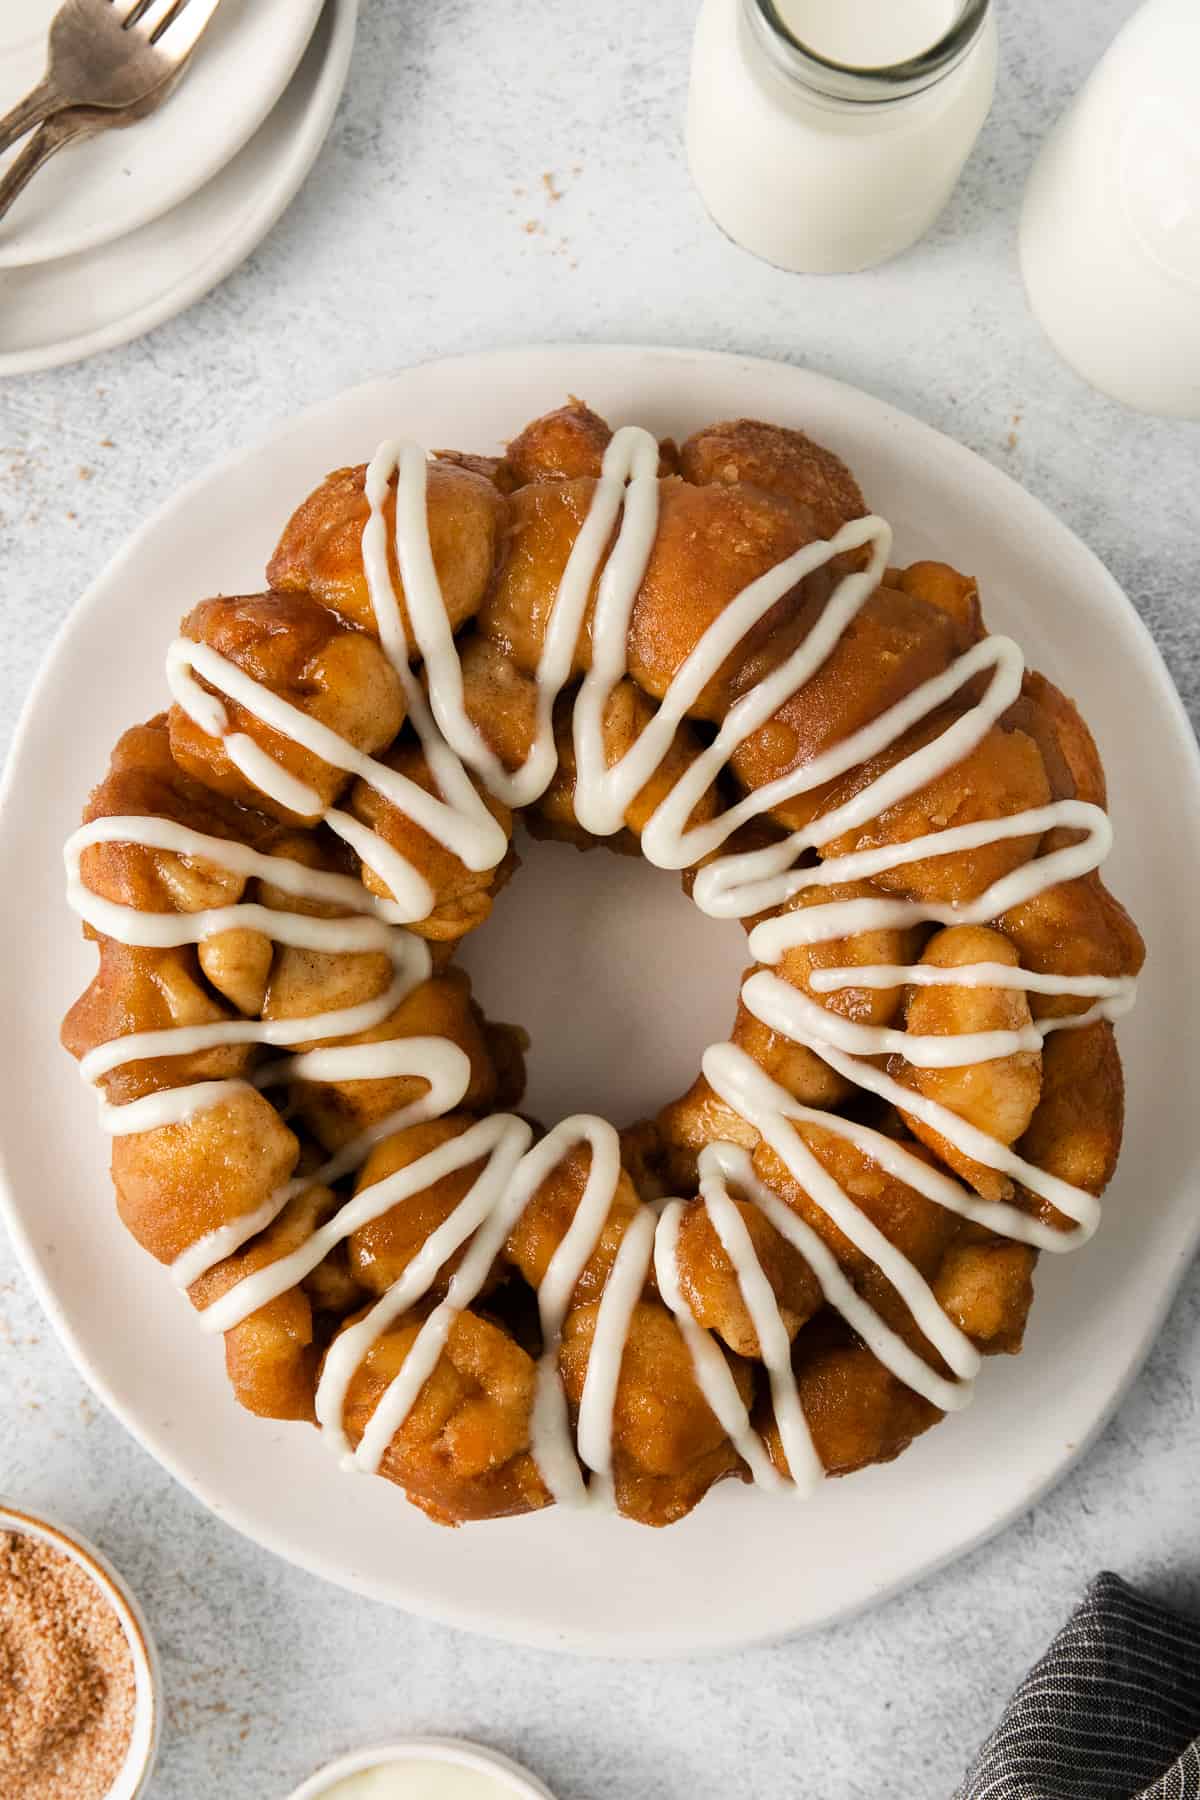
{"left": 2, "top": 0, "right": 1198, "bottom": 1794}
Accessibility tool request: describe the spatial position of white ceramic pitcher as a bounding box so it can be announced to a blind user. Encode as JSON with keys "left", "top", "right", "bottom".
{"left": 1020, "top": 0, "right": 1200, "bottom": 417}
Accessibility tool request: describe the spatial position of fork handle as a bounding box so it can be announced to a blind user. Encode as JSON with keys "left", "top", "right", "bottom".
{"left": 0, "top": 77, "right": 61, "bottom": 160}
{"left": 0, "top": 108, "right": 97, "bottom": 227}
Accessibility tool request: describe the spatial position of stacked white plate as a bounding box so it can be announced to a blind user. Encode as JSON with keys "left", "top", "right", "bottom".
{"left": 0, "top": 0, "right": 358, "bottom": 374}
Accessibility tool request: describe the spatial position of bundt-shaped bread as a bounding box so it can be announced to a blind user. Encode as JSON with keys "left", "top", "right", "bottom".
{"left": 62, "top": 400, "right": 1143, "bottom": 1528}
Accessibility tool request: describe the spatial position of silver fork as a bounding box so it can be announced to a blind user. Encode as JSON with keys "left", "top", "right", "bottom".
{"left": 0, "top": 79, "right": 178, "bottom": 229}
{"left": 0, "top": 0, "right": 222, "bottom": 160}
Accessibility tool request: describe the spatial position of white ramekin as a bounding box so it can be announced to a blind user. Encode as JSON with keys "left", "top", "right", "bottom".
{"left": 288, "top": 1736, "right": 559, "bottom": 1799}
{"left": 0, "top": 1499, "right": 161, "bottom": 1800}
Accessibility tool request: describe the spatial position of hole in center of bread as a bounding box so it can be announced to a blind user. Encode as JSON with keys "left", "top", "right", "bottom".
{"left": 456, "top": 823, "right": 747, "bottom": 1129}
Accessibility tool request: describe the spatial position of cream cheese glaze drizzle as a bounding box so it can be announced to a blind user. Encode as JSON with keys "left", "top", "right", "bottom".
{"left": 64, "top": 423, "right": 1136, "bottom": 1503}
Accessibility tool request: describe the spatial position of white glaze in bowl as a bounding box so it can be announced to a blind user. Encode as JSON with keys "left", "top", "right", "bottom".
{"left": 287, "top": 1737, "right": 557, "bottom": 1800}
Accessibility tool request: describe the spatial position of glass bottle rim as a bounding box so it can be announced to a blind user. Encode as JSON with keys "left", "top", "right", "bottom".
{"left": 747, "top": 0, "right": 991, "bottom": 103}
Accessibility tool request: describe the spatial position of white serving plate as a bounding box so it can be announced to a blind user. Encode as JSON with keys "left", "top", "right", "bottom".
{"left": 0, "top": 0, "right": 325, "bottom": 268}
{"left": 1, "top": 345, "right": 1196, "bottom": 1658}
{"left": 0, "top": 0, "right": 356, "bottom": 376}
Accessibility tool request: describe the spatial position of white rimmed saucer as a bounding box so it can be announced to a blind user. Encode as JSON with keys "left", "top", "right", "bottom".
{"left": 0, "top": 1498, "right": 161, "bottom": 1799}
{"left": 0, "top": 0, "right": 356, "bottom": 377}
{"left": 0, "top": 0, "right": 325, "bottom": 268}
{"left": 287, "top": 1738, "right": 558, "bottom": 1800}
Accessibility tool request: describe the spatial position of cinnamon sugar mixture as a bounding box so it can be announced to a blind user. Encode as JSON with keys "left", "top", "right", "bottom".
{"left": 0, "top": 1530, "right": 136, "bottom": 1800}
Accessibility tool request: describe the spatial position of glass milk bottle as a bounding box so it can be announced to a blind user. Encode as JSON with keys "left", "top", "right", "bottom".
{"left": 1019, "top": 0, "right": 1200, "bottom": 417}
{"left": 687, "top": 0, "right": 998, "bottom": 274}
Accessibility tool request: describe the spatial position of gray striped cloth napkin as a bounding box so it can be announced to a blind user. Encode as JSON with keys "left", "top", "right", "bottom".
{"left": 957, "top": 1574, "right": 1200, "bottom": 1799}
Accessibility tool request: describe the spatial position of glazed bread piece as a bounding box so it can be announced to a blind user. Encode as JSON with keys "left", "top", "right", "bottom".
{"left": 62, "top": 398, "right": 1142, "bottom": 1529}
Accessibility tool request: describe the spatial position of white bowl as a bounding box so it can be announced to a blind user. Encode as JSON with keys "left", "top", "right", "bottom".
{"left": 288, "top": 1737, "right": 558, "bottom": 1800}
{"left": 0, "top": 1500, "right": 161, "bottom": 1799}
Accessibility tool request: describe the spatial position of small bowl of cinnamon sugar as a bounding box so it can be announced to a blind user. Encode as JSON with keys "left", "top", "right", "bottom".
{"left": 0, "top": 1501, "right": 160, "bottom": 1800}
